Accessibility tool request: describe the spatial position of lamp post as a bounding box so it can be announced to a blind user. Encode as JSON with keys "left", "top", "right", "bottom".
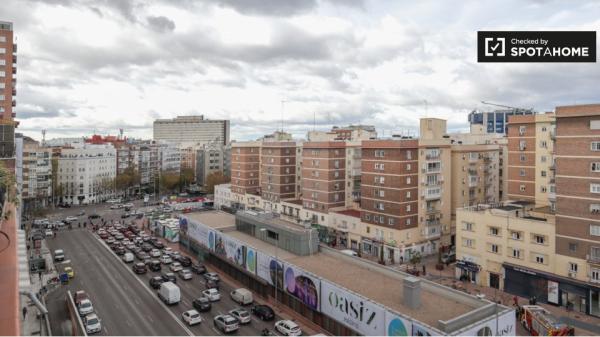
{"left": 260, "top": 228, "right": 280, "bottom": 306}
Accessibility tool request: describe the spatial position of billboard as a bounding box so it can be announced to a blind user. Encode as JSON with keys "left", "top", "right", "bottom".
{"left": 385, "top": 311, "right": 412, "bottom": 336}
{"left": 284, "top": 264, "right": 320, "bottom": 311}
{"left": 320, "top": 280, "right": 385, "bottom": 335}
{"left": 411, "top": 322, "right": 435, "bottom": 336}
{"left": 246, "top": 247, "right": 257, "bottom": 274}
{"left": 184, "top": 216, "right": 215, "bottom": 249}
{"left": 257, "top": 251, "right": 284, "bottom": 289}
{"left": 456, "top": 309, "right": 516, "bottom": 336}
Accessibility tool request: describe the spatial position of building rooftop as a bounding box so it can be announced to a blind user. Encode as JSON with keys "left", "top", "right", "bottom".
{"left": 237, "top": 211, "right": 312, "bottom": 234}
{"left": 334, "top": 209, "right": 361, "bottom": 218}
{"left": 184, "top": 210, "right": 236, "bottom": 230}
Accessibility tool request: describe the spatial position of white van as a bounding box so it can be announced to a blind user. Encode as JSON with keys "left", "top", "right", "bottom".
{"left": 230, "top": 288, "right": 253, "bottom": 305}
{"left": 122, "top": 252, "right": 134, "bottom": 263}
{"left": 158, "top": 282, "right": 181, "bottom": 305}
{"left": 340, "top": 249, "right": 358, "bottom": 257}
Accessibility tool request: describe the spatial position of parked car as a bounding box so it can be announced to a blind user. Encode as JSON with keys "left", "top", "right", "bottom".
{"left": 179, "top": 269, "right": 193, "bottom": 280}
{"left": 74, "top": 290, "right": 89, "bottom": 306}
{"left": 149, "top": 260, "right": 162, "bottom": 272}
{"left": 441, "top": 251, "right": 456, "bottom": 264}
{"left": 45, "top": 229, "right": 53, "bottom": 237}
{"left": 78, "top": 299, "right": 94, "bottom": 316}
{"left": 191, "top": 263, "right": 207, "bottom": 274}
{"left": 54, "top": 249, "right": 65, "bottom": 262}
{"left": 192, "top": 296, "right": 211, "bottom": 312}
{"left": 121, "top": 213, "right": 130, "bottom": 219}
{"left": 64, "top": 266, "right": 75, "bottom": 278}
{"left": 170, "top": 262, "right": 183, "bottom": 272}
{"left": 149, "top": 276, "right": 165, "bottom": 289}
{"left": 251, "top": 304, "right": 275, "bottom": 321}
{"left": 77, "top": 210, "right": 86, "bottom": 216}
{"left": 202, "top": 288, "right": 221, "bottom": 302}
{"left": 65, "top": 216, "right": 78, "bottom": 223}
{"left": 230, "top": 288, "right": 253, "bottom": 305}
{"left": 182, "top": 309, "right": 202, "bottom": 326}
{"left": 88, "top": 214, "right": 100, "bottom": 219}
{"left": 204, "top": 272, "right": 220, "bottom": 282}
{"left": 114, "top": 246, "right": 126, "bottom": 255}
{"left": 176, "top": 255, "right": 192, "bottom": 267}
{"left": 132, "top": 262, "right": 147, "bottom": 274}
{"left": 213, "top": 315, "right": 239, "bottom": 333}
{"left": 84, "top": 313, "right": 102, "bottom": 334}
{"left": 229, "top": 308, "right": 251, "bottom": 324}
{"left": 158, "top": 282, "right": 180, "bottom": 305}
{"left": 160, "top": 255, "right": 173, "bottom": 265}
{"left": 161, "top": 272, "right": 177, "bottom": 283}
{"left": 275, "top": 320, "right": 302, "bottom": 336}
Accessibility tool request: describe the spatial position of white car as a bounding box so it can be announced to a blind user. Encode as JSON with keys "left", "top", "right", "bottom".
{"left": 78, "top": 299, "right": 94, "bottom": 316}
{"left": 123, "top": 203, "right": 134, "bottom": 208}
{"left": 162, "top": 247, "right": 173, "bottom": 255}
{"left": 84, "top": 313, "right": 102, "bottom": 334}
{"left": 182, "top": 309, "right": 202, "bottom": 326}
{"left": 179, "top": 269, "right": 193, "bottom": 280}
{"left": 65, "top": 216, "right": 78, "bottom": 222}
{"left": 45, "top": 229, "right": 53, "bottom": 237}
{"left": 170, "top": 262, "right": 183, "bottom": 272}
{"left": 275, "top": 320, "right": 302, "bottom": 336}
{"left": 150, "top": 249, "right": 161, "bottom": 258}
{"left": 229, "top": 308, "right": 251, "bottom": 324}
{"left": 202, "top": 288, "right": 221, "bottom": 302}
{"left": 160, "top": 255, "right": 173, "bottom": 264}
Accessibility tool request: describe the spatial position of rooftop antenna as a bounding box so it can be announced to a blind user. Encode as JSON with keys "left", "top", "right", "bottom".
{"left": 119, "top": 128, "right": 124, "bottom": 139}
{"left": 41, "top": 129, "right": 46, "bottom": 146}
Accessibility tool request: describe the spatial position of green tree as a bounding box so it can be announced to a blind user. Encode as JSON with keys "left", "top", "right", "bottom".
{"left": 205, "top": 171, "right": 230, "bottom": 194}
{"left": 160, "top": 172, "right": 180, "bottom": 193}
{"left": 409, "top": 251, "right": 422, "bottom": 271}
{"left": 179, "top": 168, "right": 195, "bottom": 190}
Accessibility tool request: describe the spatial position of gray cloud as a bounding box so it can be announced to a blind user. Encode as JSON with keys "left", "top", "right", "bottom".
{"left": 205, "top": 0, "right": 317, "bottom": 16}
{"left": 147, "top": 15, "right": 175, "bottom": 32}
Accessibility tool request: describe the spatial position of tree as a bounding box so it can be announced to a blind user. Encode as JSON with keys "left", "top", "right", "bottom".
{"left": 160, "top": 172, "right": 180, "bottom": 193}
{"left": 205, "top": 171, "right": 230, "bottom": 194}
{"left": 179, "top": 168, "right": 195, "bottom": 191}
{"left": 409, "top": 251, "right": 422, "bottom": 271}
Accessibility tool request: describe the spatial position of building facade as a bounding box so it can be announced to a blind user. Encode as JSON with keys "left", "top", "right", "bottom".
{"left": 0, "top": 21, "right": 16, "bottom": 121}
{"left": 21, "top": 137, "right": 52, "bottom": 209}
{"left": 302, "top": 141, "right": 346, "bottom": 213}
{"left": 469, "top": 108, "right": 536, "bottom": 135}
{"left": 153, "top": 115, "right": 230, "bottom": 145}
{"left": 196, "top": 142, "right": 226, "bottom": 187}
{"left": 261, "top": 140, "right": 299, "bottom": 204}
{"left": 231, "top": 141, "right": 261, "bottom": 197}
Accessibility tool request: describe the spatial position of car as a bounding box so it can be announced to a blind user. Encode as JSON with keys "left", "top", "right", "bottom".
{"left": 106, "top": 237, "right": 115, "bottom": 245}
{"left": 123, "top": 203, "right": 134, "bottom": 208}
{"left": 275, "top": 320, "right": 302, "bottom": 336}
{"left": 78, "top": 299, "right": 94, "bottom": 316}
{"left": 149, "top": 276, "right": 165, "bottom": 289}
{"left": 77, "top": 210, "right": 86, "bottom": 216}
{"left": 122, "top": 252, "right": 135, "bottom": 263}
{"left": 191, "top": 263, "right": 207, "bottom": 274}
{"left": 182, "top": 309, "right": 202, "bottom": 326}
{"left": 99, "top": 232, "right": 109, "bottom": 240}
{"left": 176, "top": 255, "right": 192, "bottom": 267}
{"left": 251, "top": 304, "right": 275, "bottom": 321}
{"left": 121, "top": 213, "right": 130, "bottom": 219}
{"left": 136, "top": 251, "right": 150, "bottom": 260}
{"left": 106, "top": 198, "right": 121, "bottom": 204}
{"left": 170, "top": 262, "right": 183, "bottom": 272}
{"left": 149, "top": 260, "right": 162, "bottom": 272}
{"left": 179, "top": 269, "right": 193, "bottom": 280}
{"left": 192, "top": 296, "right": 211, "bottom": 312}
{"left": 114, "top": 233, "right": 124, "bottom": 241}
{"left": 45, "top": 229, "right": 53, "bottom": 237}
{"left": 202, "top": 288, "right": 221, "bottom": 302}
{"left": 150, "top": 249, "right": 161, "bottom": 258}
{"left": 229, "top": 308, "right": 251, "bottom": 324}
{"left": 230, "top": 288, "right": 253, "bottom": 305}
{"left": 64, "top": 266, "right": 75, "bottom": 278}
{"left": 152, "top": 241, "right": 165, "bottom": 249}
{"left": 54, "top": 249, "right": 65, "bottom": 262}
{"left": 160, "top": 255, "right": 173, "bottom": 265}
{"left": 124, "top": 231, "right": 135, "bottom": 239}
{"left": 110, "top": 204, "right": 120, "bottom": 210}
{"left": 204, "top": 272, "right": 220, "bottom": 282}
{"left": 84, "top": 313, "right": 102, "bottom": 334}
{"left": 133, "top": 262, "right": 147, "bottom": 274}
{"left": 205, "top": 279, "right": 219, "bottom": 290}
{"left": 441, "top": 251, "right": 456, "bottom": 264}
{"left": 213, "top": 314, "right": 239, "bottom": 333}
{"left": 65, "top": 216, "right": 78, "bottom": 222}
{"left": 162, "top": 247, "right": 173, "bottom": 255}
{"left": 141, "top": 243, "right": 153, "bottom": 252}
{"left": 88, "top": 214, "right": 100, "bottom": 219}
{"left": 74, "top": 290, "right": 89, "bottom": 306}
{"left": 161, "top": 272, "right": 177, "bottom": 283}
{"left": 114, "top": 246, "right": 126, "bottom": 255}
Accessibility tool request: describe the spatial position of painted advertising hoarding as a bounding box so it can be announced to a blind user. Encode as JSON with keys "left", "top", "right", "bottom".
{"left": 320, "top": 280, "right": 385, "bottom": 335}
{"left": 284, "top": 264, "right": 320, "bottom": 311}
{"left": 385, "top": 311, "right": 412, "bottom": 336}
{"left": 257, "top": 251, "right": 284, "bottom": 289}
{"left": 181, "top": 216, "right": 215, "bottom": 250}
{"left": 455, "top": 309, "right": 516, "bottom": 336}
{"left": 246, "top": 246, "right": 257, "bottom": 274}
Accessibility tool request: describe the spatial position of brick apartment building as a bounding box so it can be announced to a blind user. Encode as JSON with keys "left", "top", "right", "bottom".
{"left": 301, "top": 141, "right": 347, "bottom": 212}
{"left": 231, "top": 141, "right": 261, "bottom": 196}
{"left": 260, "top": 141, "right": 298, "bottom": 203}
{"left": 360, "top": 139, "right": 419, "bottom": 230}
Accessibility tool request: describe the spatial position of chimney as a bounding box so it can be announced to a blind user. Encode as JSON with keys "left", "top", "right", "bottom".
{"left": 403, "top": 276, "right": 421, "bottom": 309}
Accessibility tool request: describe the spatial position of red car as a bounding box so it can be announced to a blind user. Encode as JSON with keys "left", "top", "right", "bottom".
{"left": 124, "top": 231, "right": 135, "bottom": 239}
{"left": 99, "top": 232, "right": 109, "bottom": 240}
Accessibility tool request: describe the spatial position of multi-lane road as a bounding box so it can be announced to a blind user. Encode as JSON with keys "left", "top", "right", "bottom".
{"left": 43, "top": 202, "right": 294, "bottom": 336}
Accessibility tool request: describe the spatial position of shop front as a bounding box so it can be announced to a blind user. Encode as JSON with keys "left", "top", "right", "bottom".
{"left": 455, "top": 259, "right": 481, "bottom": 283}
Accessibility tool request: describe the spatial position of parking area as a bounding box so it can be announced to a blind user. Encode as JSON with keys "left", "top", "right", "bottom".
{"left": 41, "top": 202, "right": 312, "bottom": 336}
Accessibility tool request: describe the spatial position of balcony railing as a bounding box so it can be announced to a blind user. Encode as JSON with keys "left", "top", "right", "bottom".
{"left": 423, "top": 188, "right": 441, "bottom": 200}
{"left": 425, "top": 153, "right": 440, "bottom": 160}
{"left": 587, "top": 254, "right": 600, "bottom": 265}
{"left": 425, "top": 219, "right": 440, "bottom": 226}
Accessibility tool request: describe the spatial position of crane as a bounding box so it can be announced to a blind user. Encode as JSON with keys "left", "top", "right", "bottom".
{"left": 480, "top": 101, "right": 534, "bottom": 113}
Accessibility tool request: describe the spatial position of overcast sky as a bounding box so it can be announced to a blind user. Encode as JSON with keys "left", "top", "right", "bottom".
{"left": 2, "top": 0, "right": 600, "bottom": 142}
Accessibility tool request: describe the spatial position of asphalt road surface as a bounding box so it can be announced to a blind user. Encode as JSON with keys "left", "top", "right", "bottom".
{"left": 42, "top": 202, "right": 296, "bottom": 336}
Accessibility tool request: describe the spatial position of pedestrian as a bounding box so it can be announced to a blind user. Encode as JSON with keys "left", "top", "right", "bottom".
{"left": 513, "top": 295, "right": 518, "bottom": 307}
{"left": 22, "top": 306, "right": 27, "bottom": 320}
{"left": 38, "top": 271, "right": 42, "bottom": 281}
{"left": 422, "top": 264, "right": 426, "bottom": 275}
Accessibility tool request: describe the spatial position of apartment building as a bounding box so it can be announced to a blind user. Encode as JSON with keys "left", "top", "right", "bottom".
{"left": 196, "top": 141, "right": 226, "bottom": 187}
{"left": 21, "top": 137, "right": 52, "bottom": 209}
{"left": 451, "top": 145, "right": 500, "bottom": 210}
{"left": 469, "top": 108, "right": 536, "bottom": 135}
{"left": 138, "top": 143, "right": 160, "bottom": 186}
{"left": 153, "top": 115, "right": 230, "bottom": 145}
{"left": 554, "top": 104, "right": 600, "bottom": 316}
{"left": 261, "top": 140, "right": 299, "bottom": 204}
{"left": 330, "top": 124, "right": 377, "bottom": 140}
{"left": 231, "top": 141, "right": 261, "bottom": 197}
{"left": 302, "top": 141, "right": 346, "bottom": 212}
{"left": 419, "top": 119, "right": 452, "bottom": 247}
{"left": 506, "top": 113, "right": 555, "bottom": 207}
{"left": 158, "top": 142, "right": 181, "bottom": 173}
{"left": 0, "top": 21, "right": 16, "bottom": 121}
{"left": 115, "top": 144, "right": 140, "bottom": 175}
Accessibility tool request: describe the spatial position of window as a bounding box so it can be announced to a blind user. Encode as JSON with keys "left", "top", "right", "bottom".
{"left": 591, "top": 120, "right": 600, "bottom": 130}
{"left": 406, "top": 163, "right": 411, "bottom": 170}
{"left": 520, "top": 185, "right": 526, "bottom": 192}
{"left": 541, "top": 170, "right": 546, "bottom": 177}
{"left": 519, "top": 169, "right": 526, "bottom": 177}
{"left": 388, "top": 218, "right": 395, "bottom": 225}
{"left": 519, "top": 126, "right": 526, "bottom": 135}
{"left": 375, "top": 150, "right": 385, "bottom": 157}
{"left": 569, "top": 243, "right": 578, "bottom": 253}
{"left": 592, "top": 269, "right": 600, "bottom": 283}
{"left": 406, "top": 204, "right": 411, "bottom": 212}
{"left": 511, "top": 248, "right": 522, "bottom": 259}
{"left": 540, "top": 140, "right": 547, "bottom": 148}
{"left": 592, "top": 247, "right": 600, "bottom": 260}
{"left": 540, "top": 186, "right": 547, "bottom": 193}
{"left": 534, "top": 255, "right": 545, "bottom": 264}
{"left": 406, "top": 150, "right": 412, "bottom": 160}
{"left": 462, "top": 238, "right": 474, "bottom": 248}
{"left": 592, "top": 142, "right": 600, "bottom": 151}
{"left": 375, "top": 163, "right": 384, "bottom": 170}
{"left": 592, "top": 163, "right": 600, "bottom": 172}
{"left": 569, "top": 263, "right": 578, "bottom": 273}
{"left": 541, "top": 126, "right": 547, "bottom": 132}
{"left": 592, "top": 184, "right": 600, "bottom": 194}
{"left": 375, "top": 202, "right": 385, "bottom": 210}
{"left": 511, "top": 231, "right": 522, "bottom": 240}
{"left": 406, "top": 177, "right": 411, "bottom": 184}
{"left": 489, "top": 227, "right": 499, "bottom": 236}
{"left": 491, "top": 244, "right": 499, "bottom": 253}
{"left": 519, "top": 140, "right": 527, "bottom": 151}
{"left": 462, "top": 221, "right": 473, "bottom": 231}
{"left": 406, "top": 191, "right": 411, "bottom": 198}
{"left": 591, "top": 204, "right": 600, "bottom": 214}
{"left": 406, "top": 218, "right": 411, "bottom": 226}
{"left": 541, "top": 156, "right": 547, "bottom": 163}
{"left": 591, "top": 225, "right": 600, "bottom": 236}
{"left": 520, "top": 154, "right": 526, "bottom": 162}
{"left": 533, "top": 234, "right": 546, "bottom": 245}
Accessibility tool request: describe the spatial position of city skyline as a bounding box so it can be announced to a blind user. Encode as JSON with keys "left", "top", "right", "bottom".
{"left": 3, "top": 0, "right": 600, "bottom": 142}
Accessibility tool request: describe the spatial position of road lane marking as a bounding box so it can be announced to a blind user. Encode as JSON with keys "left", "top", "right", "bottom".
{"left": 94, "top": 235, "right": 194, "bottom": 336}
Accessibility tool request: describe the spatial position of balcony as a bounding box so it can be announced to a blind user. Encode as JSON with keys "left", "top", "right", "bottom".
{"left": 11, "top": 88, "right": 15, "bottom": 96}
{"left": 425, "top": 218, "right": 440, "bottom": 226}
{"left": 425, "top": 153, "right": 440, "bottom": 161}
{"left": 11, "top": 100, "right": 15, "bottom": 107}
{"left": 587, "top": 254, "right": 600, "bottom": 265}
{"left": 12, "top": 66, "right": 16, "bottom": 75}
{"left": 550, "top": 131, "right": 555, "bottom": 140}
{"left": 483, "top": 156, "right": 491, "bottom": 163}
{"left": 423, "top": 187, "right": 441, "bottom": 200}
{"left": 468, "top": 176, "right": 478, "bottom": 188}
{"left": 12, "top": 55, "right": 16, "bottom": 64}
{"left": 423, "top": 226, "right": 441, "bottom": 239}
{"left": 426, "top": 207, "right": 440, "bottom": 215}
{"left": 549, "top": 164, "right": 556, "bottom": 171}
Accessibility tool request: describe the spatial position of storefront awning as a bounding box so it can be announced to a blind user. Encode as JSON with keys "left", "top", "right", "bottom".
{"left": 456, "top": 260, "right": 481, "bottom": 272}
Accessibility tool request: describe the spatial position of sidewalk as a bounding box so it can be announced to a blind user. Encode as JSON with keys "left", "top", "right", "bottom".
{"left": 415, "top": 255, "right": 600, "bottom": 336}
{"left": 143, "top": 226, "right": 324, "bottom": 335}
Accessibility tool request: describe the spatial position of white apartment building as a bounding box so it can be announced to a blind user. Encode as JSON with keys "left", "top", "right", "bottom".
{"left": 57, "top": 143, "right": 116, "bottom": 205}
{"left": 153, "top": 115, "right": 230, "bottom": 145}
{"left": 158, "top": 142, "right": 181, "bottom": 173}
{"left": 21, "top": 136, "right": 52, "bottom": 208}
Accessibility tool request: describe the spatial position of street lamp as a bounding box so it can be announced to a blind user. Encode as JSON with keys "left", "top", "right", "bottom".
{"left": 260, "top": 227, "right": 280, "bottom": 306}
